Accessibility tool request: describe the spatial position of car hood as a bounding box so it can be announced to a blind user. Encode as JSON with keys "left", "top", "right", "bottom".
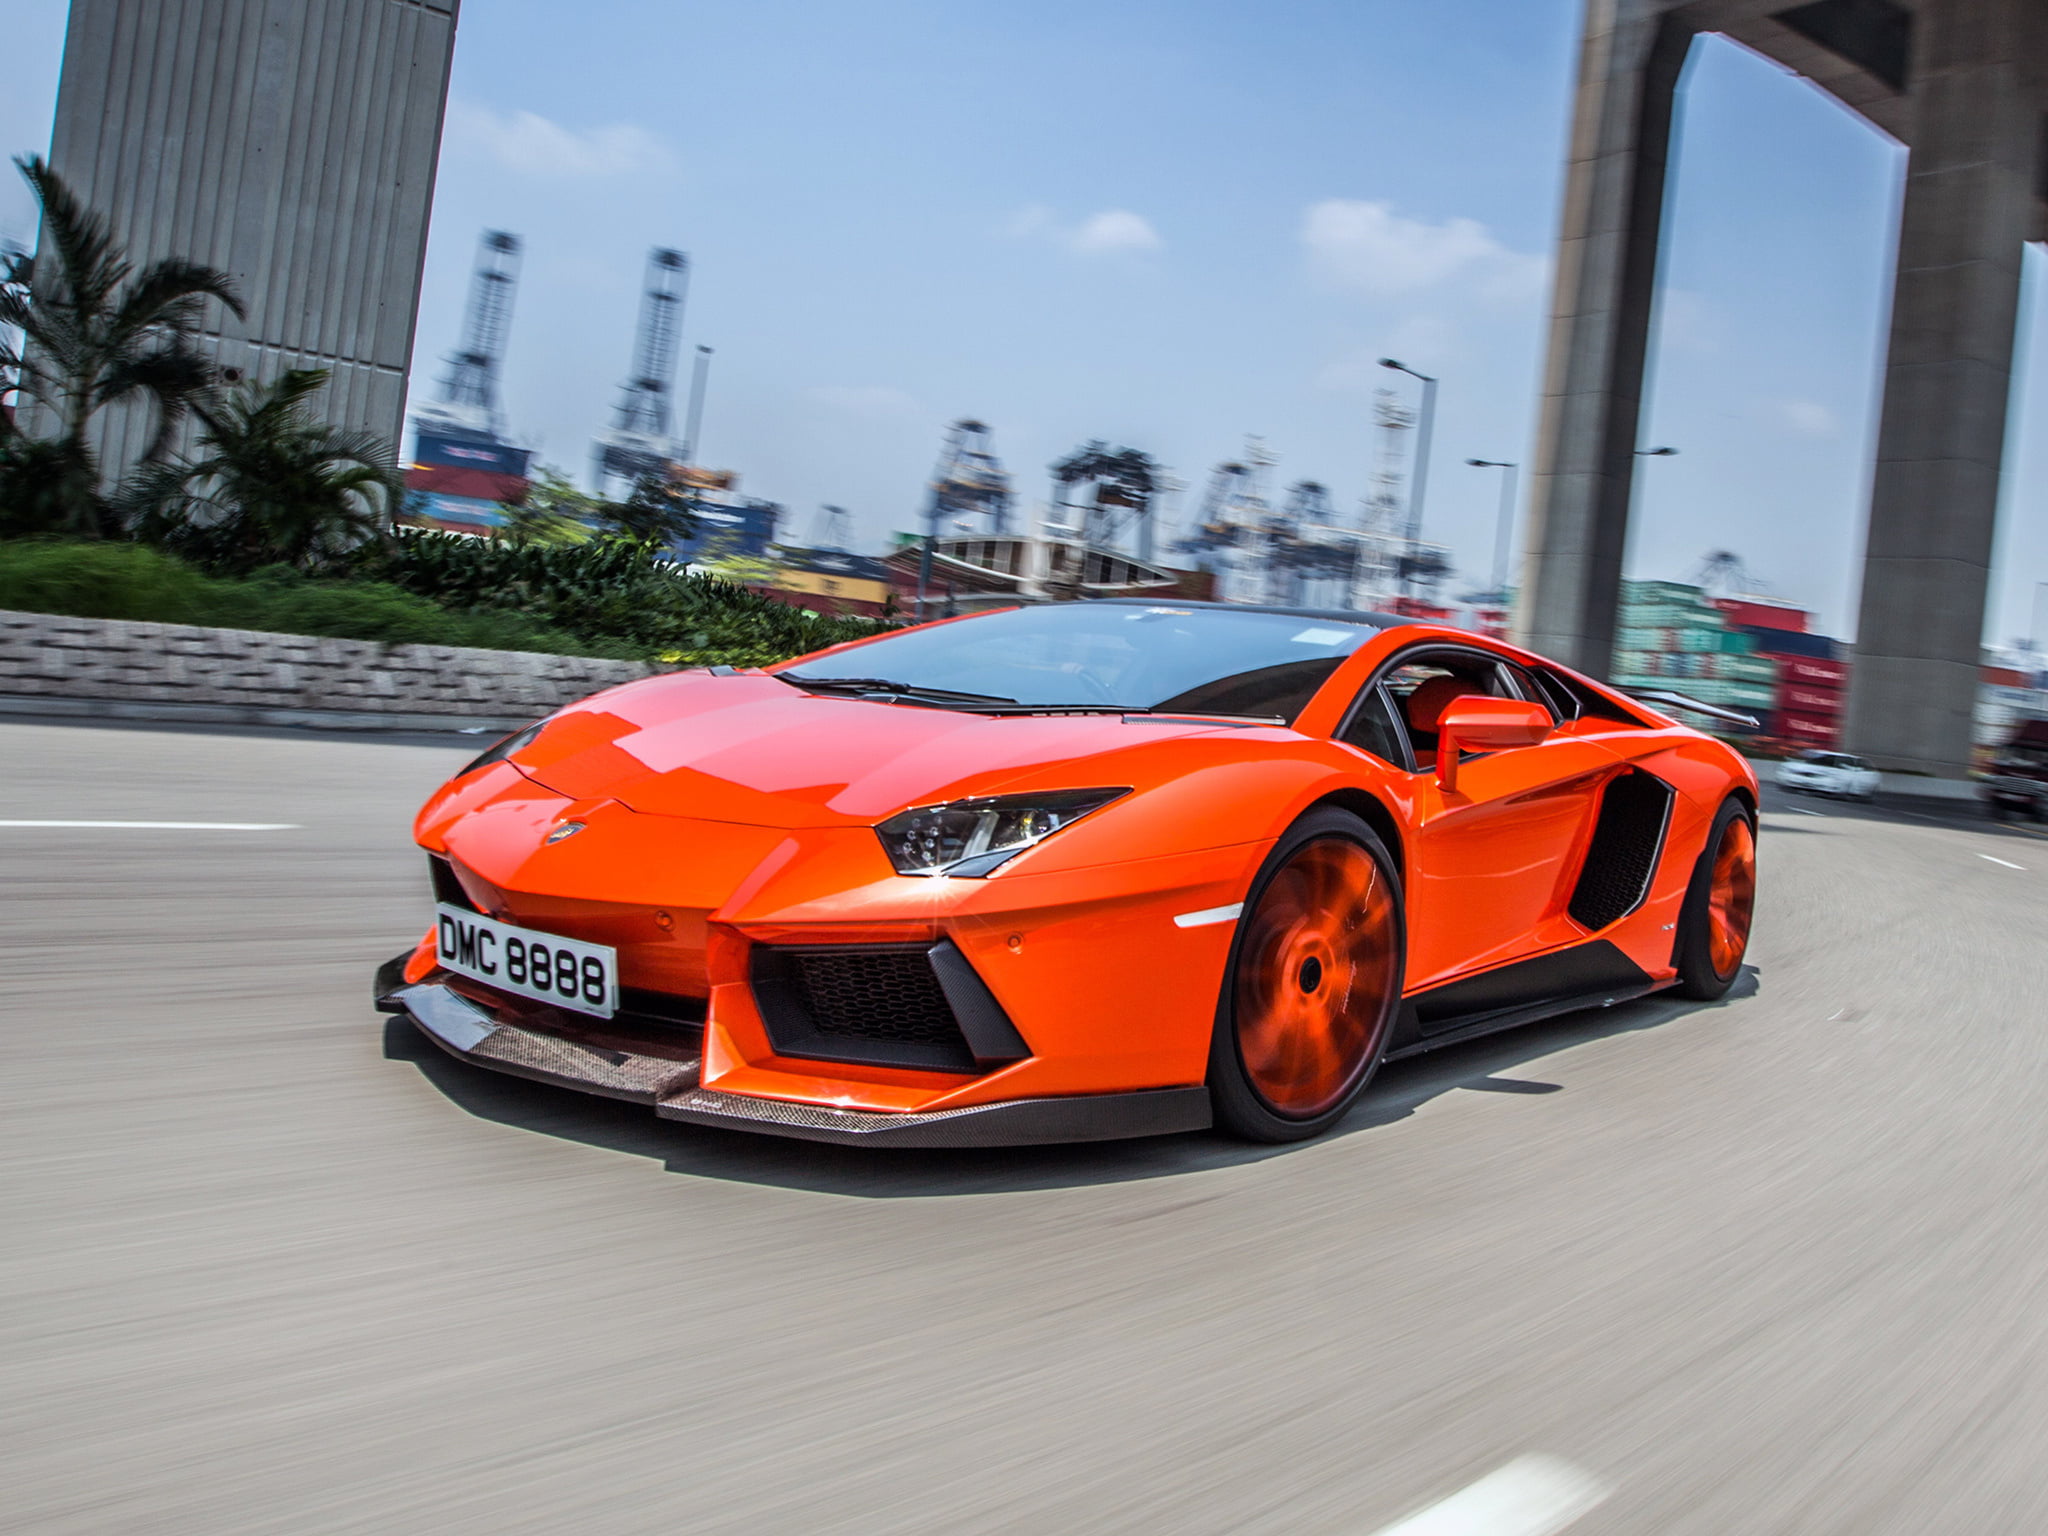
{"left": 507, "top": 671, "right": 1250, "bottom": 828}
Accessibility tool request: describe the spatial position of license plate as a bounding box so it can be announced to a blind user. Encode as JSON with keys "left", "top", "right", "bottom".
{"left": 434, "top": 903, "right": 618, "bottom": 1019}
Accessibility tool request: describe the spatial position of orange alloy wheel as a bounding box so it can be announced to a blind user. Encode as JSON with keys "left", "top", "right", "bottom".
{"left": 1233, "top": 837, "right": 1401, "bottom": 1118}
{"left": 1706, "top": 815, "right": 1757, "bottom": 979}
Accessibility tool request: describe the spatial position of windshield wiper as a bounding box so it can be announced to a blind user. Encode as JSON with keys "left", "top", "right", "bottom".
{"left": 776, "top": 673, "right": 1018, "bottom": 706}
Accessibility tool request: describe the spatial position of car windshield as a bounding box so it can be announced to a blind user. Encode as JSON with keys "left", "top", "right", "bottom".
{"left": 782, "top": 602, "right": 1387, "bottom": 719}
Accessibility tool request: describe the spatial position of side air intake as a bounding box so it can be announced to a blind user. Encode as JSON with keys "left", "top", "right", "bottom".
{"left": 751, "top": 940, "right": 1030, "bottom": 1074}
{"left": 1568, "top": 769, "right": 1675, "bottom": 931}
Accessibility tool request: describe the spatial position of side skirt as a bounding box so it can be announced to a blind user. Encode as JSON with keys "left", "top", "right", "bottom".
{"left": 1386, "top": 940, "right": 1663, "bottom": 1061}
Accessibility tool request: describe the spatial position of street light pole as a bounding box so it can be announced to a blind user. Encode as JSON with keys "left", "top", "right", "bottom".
{"left": 1466, "top": 458, "right": 1519, "bottom": 597}
{"left": 1380, "top": 358, "right": 1438, "bottom": 600}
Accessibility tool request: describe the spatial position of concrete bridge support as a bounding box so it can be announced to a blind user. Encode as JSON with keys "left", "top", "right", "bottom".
{"left": 1520, "top": 0, "right": 2047, "bottom": 779}
{"left": 1846, "top": 1, "right": 2037, "bottom": 773}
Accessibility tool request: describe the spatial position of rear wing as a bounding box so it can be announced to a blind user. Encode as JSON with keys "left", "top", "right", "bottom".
{"left": 1621, "top": 689, "right": 1761, "bottom": 732}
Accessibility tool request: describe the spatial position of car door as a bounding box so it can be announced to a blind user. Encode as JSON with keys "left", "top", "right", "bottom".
{"left": 1338, "top": 647, "right": 1624, "bottom": 990}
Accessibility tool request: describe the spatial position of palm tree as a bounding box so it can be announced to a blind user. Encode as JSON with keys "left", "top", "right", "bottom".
{"left": 0, "top": 155, "right": 242, "bottom": 536}
{"left": 127, "top": 368, "right": 400, "bottom": 572}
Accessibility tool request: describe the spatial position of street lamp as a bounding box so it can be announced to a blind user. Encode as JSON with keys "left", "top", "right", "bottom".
{"left": 1465, "top": 459, "right": 1518, "bottom": 597}
{"left": 1380, "top": 357, "right": 1439, "bottom": 599}
{"left": 1636, "top": 445, "right": 1678, "bottom": 456}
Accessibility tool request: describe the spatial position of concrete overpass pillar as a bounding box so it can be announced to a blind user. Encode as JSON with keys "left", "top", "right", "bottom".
{"left": 1516, "top": 4, "right": 1695, "bottom": 678}
{"left": 1844, "top": 0, "right": 2035, "bottom": 777}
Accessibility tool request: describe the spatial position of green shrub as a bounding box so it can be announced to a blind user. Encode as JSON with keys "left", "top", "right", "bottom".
{"left": 348, "top": 531, "right": 894, "bottom": 661}
{"left": 392, "top": 533, "right": 898, "bottom": 663}
{"left": 0, "top": 540, "right": 597, "bottom": 655}
{"left": 0, "top": 538, "right": 210, "bottom": 621}
{"left": 0, "top": 534, "right": 894, "bottom": 665}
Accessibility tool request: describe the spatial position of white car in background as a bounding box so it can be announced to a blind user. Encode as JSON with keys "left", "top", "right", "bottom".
{"left": 1775, "top": 750, "right": 1880, "bottom": 801}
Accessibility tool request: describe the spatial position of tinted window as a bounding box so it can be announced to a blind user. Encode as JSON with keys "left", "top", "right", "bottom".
{"left": 1339, "top": 686, "right": 1409, "bottom": 767}
{"left": 1379, "top": 652, "right": 1514, "bottom": 765}
{"left": 786, "top": 604, "right": 1383, "bottom": 719}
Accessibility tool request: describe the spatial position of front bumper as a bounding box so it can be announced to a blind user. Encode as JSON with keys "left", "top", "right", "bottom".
{"left": 379, "top": 970, "right": 1212, "bottom": 1148}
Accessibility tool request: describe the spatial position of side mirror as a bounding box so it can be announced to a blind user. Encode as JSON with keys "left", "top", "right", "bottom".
{"left": 1436, "top": 698, "right": 1552, "bottom": 793}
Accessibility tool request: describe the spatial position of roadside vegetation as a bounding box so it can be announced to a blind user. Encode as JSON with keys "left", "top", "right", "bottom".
{"left": 0, "top": 156, "right": 891, "bottom": 664}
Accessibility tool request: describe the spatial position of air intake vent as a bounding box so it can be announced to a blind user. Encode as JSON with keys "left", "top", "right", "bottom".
{"left": 430, "top": 855, "right": 483, "bottom": 913}
{"left": 752, "top": 941, "right": 1028, "bottom": 1073}
{"left": 1568, "top": 769, "right": 1674, "bottom": 931}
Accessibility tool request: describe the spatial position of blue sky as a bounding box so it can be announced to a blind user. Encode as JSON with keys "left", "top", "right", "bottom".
{"left": 5, "top": 0, "right": 2045, "bottom": 642}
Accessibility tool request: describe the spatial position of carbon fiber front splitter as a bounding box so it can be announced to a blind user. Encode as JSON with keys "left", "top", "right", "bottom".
{"left": 383, "top": 977, "right": 1213, "bottom": 1148}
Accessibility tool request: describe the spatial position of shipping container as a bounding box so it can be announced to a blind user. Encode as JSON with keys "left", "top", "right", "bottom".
{"left": 414, "top": 432, "right": 533, "bottom": 478}
{"left": 1737, "top": 625, "right": 1838, "bottom": 661}
{"left": 1779, "top": 713, "right": 1840, "bottom": 744}
{"left": 1713, "top": 598, "right": 1809, "bottom": 634}
{"left": 1784, "top": 656, "right": 1849, "bottom": 686}
{"left": 1782, "top": 685, "right": 1842, "bottom": 715}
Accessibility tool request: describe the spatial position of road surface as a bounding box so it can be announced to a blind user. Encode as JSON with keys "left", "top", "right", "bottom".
{"left": 5, "top": 717, "right": 2048, "bottom": 1534}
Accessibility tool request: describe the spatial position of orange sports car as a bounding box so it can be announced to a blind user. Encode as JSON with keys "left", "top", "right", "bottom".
{"left": 376, "top": 601, "right": 1757, "bottom": 1145}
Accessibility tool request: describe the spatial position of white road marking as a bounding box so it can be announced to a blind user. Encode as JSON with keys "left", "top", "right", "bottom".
{"left": 1172, "top": 902, "right": 1243, "bottom": 929}
{"left": 0, "top": 820, "right": 298, "bottom": 831}
{"left": 1794, "top": 807, "right": 1826, "bottom": 817}
{"left": 1978, "top": 854, "right": 2026, "bottom": 870}
{"left": 1368, "top": 1456, "right": 1611, "bottom": 1536}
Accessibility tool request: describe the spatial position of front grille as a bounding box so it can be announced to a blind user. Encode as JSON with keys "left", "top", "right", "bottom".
{"left": 788, "top": 950, "right": 962, "bottom": 1045}
{"left": 751, "top": 942, "right": 1013, "bottom": 1073}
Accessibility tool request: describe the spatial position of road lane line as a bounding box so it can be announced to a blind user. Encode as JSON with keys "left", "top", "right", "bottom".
{"left": 1368, "top": 1456, "right": 1611, "bottom": 1536}
{"left": 1978, "top": 854, "right": 2026, "bottom": 870}
{"left": 0, "top": 820, "right": 299, "bottom": 831}
{"left": 1793, "top": 808, "right": 1826, "bottom": 817}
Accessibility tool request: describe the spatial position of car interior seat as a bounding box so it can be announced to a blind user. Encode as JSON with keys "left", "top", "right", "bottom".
{"left": 1403, "top": 674, "right": 1479, "bottom": 768}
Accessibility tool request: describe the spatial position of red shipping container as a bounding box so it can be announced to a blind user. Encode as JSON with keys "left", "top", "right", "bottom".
{"left": 1780, "top": 685, "right": 1842, "bottom": 715}
{"left": 1714, "top": 598, "right": 1808, "bottom": 633}
{"left": 405, "top": 464, "right": 530, "bottom": 503}
{"left": 1783, "top": 657, "right": 1848, "bottom": 687}
{"left": 1779, "top": 713, "right": 1841, "bottom": 744}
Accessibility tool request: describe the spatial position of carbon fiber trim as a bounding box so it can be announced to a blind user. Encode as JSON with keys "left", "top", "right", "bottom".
{"left": 656, "top": 1085, "right": 1212, "bottom": 1148}
{"left": 392, "top": 982, "right": 1209, "bottom": 1147}
{"left": 396, "top": 983, "right": 700, "bottom": 1104}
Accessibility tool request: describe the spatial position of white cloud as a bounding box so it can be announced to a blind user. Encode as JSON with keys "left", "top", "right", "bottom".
{"left": 807, "top": 385, "right": 921, "bottom": 422}
{"left": 448, "top": 101, "right": 674, "bottom": 179}
{"left": 1302, "top": 199, "right": 1546, "bottom": 302}
{"left": 1003, "top": 205, "right": 1162, "bottom": 256}
{"left": 1068, "top": 209, "right": 1161, "bottom": 255}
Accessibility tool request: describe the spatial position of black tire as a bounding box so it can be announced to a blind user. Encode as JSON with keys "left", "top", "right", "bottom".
{"left": 1673, "top": 797, "right": 1757, "bottom": 1001}
{"left": 1208, "top": 808, "right": 1405, "bottom": 1143}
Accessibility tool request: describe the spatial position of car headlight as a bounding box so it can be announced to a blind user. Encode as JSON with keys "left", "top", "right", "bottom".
{"left": 457, "top": 720, "right": 546, "bottom": 779}
{"left": 875, "top": 789, "right": 1129, "bottom": 877}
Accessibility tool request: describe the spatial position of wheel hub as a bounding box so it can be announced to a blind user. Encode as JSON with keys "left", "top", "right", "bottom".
{"left": 1233, "top": 837, "right": 1399, "bottom": 1119}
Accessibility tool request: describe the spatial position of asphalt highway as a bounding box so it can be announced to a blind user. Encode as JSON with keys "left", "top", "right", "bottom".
{"left": 7, "top": 716, "right": 2048, "bottom": 1534}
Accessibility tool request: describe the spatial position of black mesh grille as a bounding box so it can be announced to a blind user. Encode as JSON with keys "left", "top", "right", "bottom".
{"left": 752, "top": 944, "right": 978, "bottom": 1072}
{"left": 789, "top": 950, "right": 961, "bottom": 1044}
{"left": 1569, "top": 770, "right": 1674, "bottom": 930}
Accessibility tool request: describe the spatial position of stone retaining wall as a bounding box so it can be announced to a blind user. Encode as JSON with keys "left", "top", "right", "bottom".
{"left": 0, "top": 609, "right": 662, "bottom": 727}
